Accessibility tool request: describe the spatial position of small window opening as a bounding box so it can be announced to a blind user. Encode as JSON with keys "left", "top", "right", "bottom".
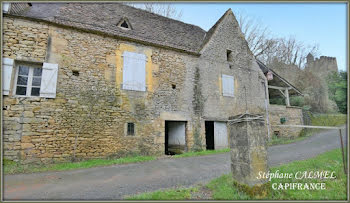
{"left": 127, "top": 123, "right": 135, "bottom": 136}
{"left": 72, "top": 70, "right": 79, "bottom": 76}
{"left": 227, "top": 50, "right": 233, "bottom": 62}
{"left": 172, "top": 84, "right": 176, "bottom": 89}
{"left": 121, "top": 21, "right": 129, "bottom": 29}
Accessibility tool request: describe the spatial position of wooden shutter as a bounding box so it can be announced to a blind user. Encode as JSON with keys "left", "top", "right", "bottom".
{"left": 40, "top": 63, "right": 58, "bottom": 98}
{"left": 222, "top": 74, "right": 234, "bottom": 97}
{"left": 122, "top": 51, "right": 146, "bottom": 91}
{"left": 2, "top": 58, "right": 14, "bottom": 95}
{"left": 214, "top": 122, "right": 228, "bottom": 149}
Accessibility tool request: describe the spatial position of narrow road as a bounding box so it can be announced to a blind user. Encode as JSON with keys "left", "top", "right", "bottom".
{"left": 4, "top": 127, "right": 347, "bottom": 200}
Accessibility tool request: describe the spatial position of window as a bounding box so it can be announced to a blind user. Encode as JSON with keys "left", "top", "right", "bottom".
{"left": 127, "top": 123, "right": 135, "bottom": 136}
{"left": 117, "top": 18, "right": 132, "bottom": 30}
{"left": 122, "top": 51, "right": 146, "bottom": 91}
{"left": 222, "top": 74, "right": 234, "bottom": 97}
{"left": 120, "top": 21, "right": 129, "bottom": 29}
{"left": 227, "top": 50, "right": 233, "bottom": 62}
{"left": 15, "top": 64, "right": 42, "bottom": 96}
{"left": 2, "top": 58, "right": 59, "bottom": 98}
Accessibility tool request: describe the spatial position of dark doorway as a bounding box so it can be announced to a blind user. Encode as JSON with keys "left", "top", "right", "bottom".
{"left": 165, "top": 121, "right": 186, "bottom": 155}
{"left": 165, "top": 121, "right": 169, "bottom": 154}
{"left": 205, "top": 121, "right": 214, "bottom": 150}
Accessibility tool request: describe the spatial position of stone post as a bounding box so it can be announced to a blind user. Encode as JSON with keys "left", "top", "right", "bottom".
{"left": 228, "top": 113, "right": 269, "bottom": 187}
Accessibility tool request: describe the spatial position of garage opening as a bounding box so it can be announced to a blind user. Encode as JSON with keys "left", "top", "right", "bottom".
{"left": 165, "top": 121, "right": 186, "bottom": 155}
{"left": 205, "top": 121, "right": 215, "bottom": 150}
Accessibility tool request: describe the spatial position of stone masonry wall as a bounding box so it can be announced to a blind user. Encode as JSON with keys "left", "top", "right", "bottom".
{"left": 3, "top": 16, "right": 199, "bottom": 163}
{"left": 3, "top": 13, "right": 268, "bottom": 163}
{"left": 269, "top": 105, "right": 304, "bottom": 138}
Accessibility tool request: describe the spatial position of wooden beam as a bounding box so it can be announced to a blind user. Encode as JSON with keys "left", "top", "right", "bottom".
{"left": 285, "top": 88, "right": 290, "bottom": 106}
{"left": 268, "top": 85, "right": 292, "bottom": 90}
{"left": 271, "top": 125, "right": 346, "bottom": 130}
{"left": 278, "top": 89, "right": 286, "bottom": 97}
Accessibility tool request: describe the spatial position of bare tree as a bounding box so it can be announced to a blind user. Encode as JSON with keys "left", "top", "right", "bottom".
{"left": 235, "top": 11, "right": 319, "bottom": 69}
{"left": 126, "top": 3, "right": 183, "bottom": 20}
{"left": 235, "top": 11, "right": 277, "bottom": 58}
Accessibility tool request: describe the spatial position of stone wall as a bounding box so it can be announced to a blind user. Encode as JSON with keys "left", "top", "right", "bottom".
{"left": 305, "top": 54, "right": 338, "bottom": 79}
{"left": 3, "top": 13, "right": 267, "bottom": 163}
{"left": 268, "top": 105, "right": 304, "bottom": 138}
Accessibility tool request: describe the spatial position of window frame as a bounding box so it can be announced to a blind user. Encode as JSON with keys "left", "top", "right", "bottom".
{"left": 125, "top": 122, "right": 136, "bottom": 136}
{"left": 13, "top": 62, "right": 43, "bottom": 97}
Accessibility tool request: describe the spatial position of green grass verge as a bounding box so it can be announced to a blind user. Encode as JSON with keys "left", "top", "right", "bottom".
{"left": 173, "top": 148, "right": 230, "bottom": 158}
{"left": 269, "top": 148, "right": 347, "bottom": 200}
{"left": 268, "top": 113, "right": 347, "bottom": 146}
{"left": 3, "top": 148, "right": 230, "bottom": 175}
{"left": 268, "top": 134, "right": 311, "bottom": 146}
{"left": 4, "top": 155, "right": 156, "bottom": 174}
{"left": 126, "top": 187, "right": 199, "bottom": 200}
{"left": 310, "top": 113, "right": 347, "bottom": 127}
{"left": 126, "top": 149, "right": 347, "bottom": 200}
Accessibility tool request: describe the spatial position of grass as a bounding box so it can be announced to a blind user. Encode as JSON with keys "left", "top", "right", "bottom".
{"left": 310, "top": 113, "right": 347, "bottom": 127}
{"left": 206, "top": 174, "right": 251, "bottom": 200}
{"left": 269, "top": 148, "right": 347, "bottom": 200}
{"left": 127, "top": 187, "right": 199, "bottom": 200}
{"left": 268, "top": 134, "right": 311, "bottom": 146}
{"left": 4, "top": 155, "right": 156, "bottom": 174}
{"left": 3, "top": 148, "right": 230, "bottom": 175}
{"left": 173, "top": 148, "right": 230, "bottom": 158}
{"left": 268, "top": 113, "right": 347, "bottom": 146}
{"left": 127, "top": 149, "right": 347, "bottom": 200}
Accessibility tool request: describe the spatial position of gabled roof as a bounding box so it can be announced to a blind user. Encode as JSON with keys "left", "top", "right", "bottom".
{"left": 7, "top": 3, "right": 207, "bottom": 54}
{"left": 256, "top": 59, "right": 303, "bottom": 96}
{"left": 199, "top": 8, "right": 232, "bottom": 51}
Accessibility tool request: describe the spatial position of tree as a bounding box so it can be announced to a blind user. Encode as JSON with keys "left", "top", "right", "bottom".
{"left": 235, "top": 11, "right": 277, "bottom": 59}
{"left": 327, "top": 71, "right": 347, "bottom": 114}
{"left": 295, "top": 70, "right": 332, "bottom": 112}
{"left": 126, "top": 3, "right": 183, "bottom": 20}
{"left": 235, "top": 11, "right": 319, "bottom": 69}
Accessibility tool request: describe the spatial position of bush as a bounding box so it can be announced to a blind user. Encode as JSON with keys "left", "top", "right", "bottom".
{"left": 290, "top": 96, "right": 304, "bottom": 107}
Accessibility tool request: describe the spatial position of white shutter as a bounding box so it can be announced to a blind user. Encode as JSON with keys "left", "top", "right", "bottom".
{"left": 222, "top": 74, "right": 234, "bottom": 97}
{"left": 40, "top": 63, "right": 58, "bottom": 98}
{"left": 2, "top": 58, "right": 14, "bottom": 95}
{"left": 122, "top": 51, "right": 146, "bottom": 91}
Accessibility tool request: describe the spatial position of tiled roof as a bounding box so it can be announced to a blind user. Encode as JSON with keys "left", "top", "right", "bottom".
{"left": 9, "top": 3, "right": 208, "bottom": 54}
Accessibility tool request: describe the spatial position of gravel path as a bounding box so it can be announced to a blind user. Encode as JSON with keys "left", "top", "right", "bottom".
{"left": 4, "top": 126, "right": 346, "bottom": 200}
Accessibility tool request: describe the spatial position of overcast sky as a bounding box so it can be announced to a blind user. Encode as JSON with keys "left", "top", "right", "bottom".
{"left": 169, "top": 3, "right": 347, "bottom": 72}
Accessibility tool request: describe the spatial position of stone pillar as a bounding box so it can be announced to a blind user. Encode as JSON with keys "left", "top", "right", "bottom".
{"left": 228, "top": 114, "right": 269, "bottom": 186}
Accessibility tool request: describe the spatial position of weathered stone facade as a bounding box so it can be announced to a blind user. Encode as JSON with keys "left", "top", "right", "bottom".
{"left": 305, "top": 54, "right": 338, "bottom": 78}
{"left": 3, "top": 5, "right": 268, "bottom": 163}
{"left": 268, "top": 105, "right": 304, "bottom": 138}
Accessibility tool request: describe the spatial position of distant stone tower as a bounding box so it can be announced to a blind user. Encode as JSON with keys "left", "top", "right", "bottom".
{"left": 306, "top": 53, "right": 314, "bottom": 64}
{"left": 305, "top": 53, "right": 338, "bottom": 78}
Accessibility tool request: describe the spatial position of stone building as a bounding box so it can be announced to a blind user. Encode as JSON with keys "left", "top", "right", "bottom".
{"left": 257, "top": 60, "right": 304, "bottom": 138}
{"left": 305, "top": 53, "right": 338, "bottom": 78}
{"left": 2, "top": 3, "right": 271, "bottom": 163}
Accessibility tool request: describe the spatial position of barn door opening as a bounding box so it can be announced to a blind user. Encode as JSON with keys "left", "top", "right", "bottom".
{"left": 205, "top": 121, "right": 214, "bottom": 150}
{"left": 165, "top": 121, "right": 186, "bottom": 155}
